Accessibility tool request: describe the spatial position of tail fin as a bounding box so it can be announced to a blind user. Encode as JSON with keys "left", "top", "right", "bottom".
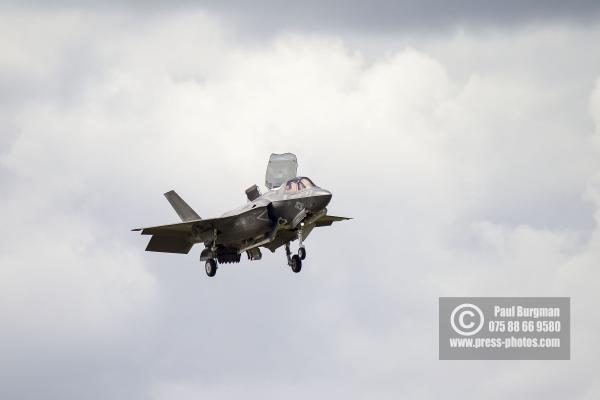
{"left": 164, "top": 190, "right": 201, "bottom": 222}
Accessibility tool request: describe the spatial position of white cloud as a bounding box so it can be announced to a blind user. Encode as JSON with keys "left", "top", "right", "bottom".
{"left": 0, "top": 6, "right": 599, "bottom": 399}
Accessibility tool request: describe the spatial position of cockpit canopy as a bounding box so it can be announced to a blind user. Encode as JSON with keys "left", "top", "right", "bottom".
{"left": 284, "top": 177, "right": 317, "bottom": 193}
{"left": 266, "top": 153, "right": 298, "bottom": 189}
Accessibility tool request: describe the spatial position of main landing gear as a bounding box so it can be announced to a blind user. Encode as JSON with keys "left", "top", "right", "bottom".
{"left": 204, "top": 230, "right": 219, "bottom": 277}
{"left": 205, "top": 258, "right": 217, "bottom": 277}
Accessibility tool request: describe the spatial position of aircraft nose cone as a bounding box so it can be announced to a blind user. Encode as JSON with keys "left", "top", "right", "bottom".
{"left": 322, "top": 190, "right": 332, "bottom": 205}
{"left": 312, "top": 188, "right": 332, "bottom": 210}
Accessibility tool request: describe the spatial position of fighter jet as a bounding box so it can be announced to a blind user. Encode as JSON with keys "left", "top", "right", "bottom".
{"left": 132, "top": 153, "right": 350, "bottom": 277}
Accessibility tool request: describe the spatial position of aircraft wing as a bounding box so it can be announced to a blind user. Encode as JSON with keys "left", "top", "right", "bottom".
{"left": 315, "top": 215, "right": 352, "bottom": 227}
{"left": 132, "top": 206, "right": 270, "bottom": 254}
{"left": 261, "top": 214, "right": 352, "bottom": 253}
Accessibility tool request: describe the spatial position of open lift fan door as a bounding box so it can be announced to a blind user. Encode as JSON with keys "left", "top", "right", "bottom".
{"left": 265, "top": 153, "right": 298, "bottom": 189}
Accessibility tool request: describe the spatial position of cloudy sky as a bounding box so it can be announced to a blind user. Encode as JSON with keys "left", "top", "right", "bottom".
{"left": 1, "top": 2, "right": 600, "bottom": 399}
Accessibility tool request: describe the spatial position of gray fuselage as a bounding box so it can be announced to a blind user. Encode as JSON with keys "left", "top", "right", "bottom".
{"left": 211, "top": 178, "right": 332, "bottom": 251}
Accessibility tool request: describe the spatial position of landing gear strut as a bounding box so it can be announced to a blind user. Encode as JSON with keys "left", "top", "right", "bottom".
{"left": 205, "top": 258, "right": 217, "bottom": 277}
{"left": 297, "top": 224, "right": 307, "bottom": 260}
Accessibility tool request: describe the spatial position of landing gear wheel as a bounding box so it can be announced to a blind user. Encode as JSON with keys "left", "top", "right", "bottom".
{"left": 205, "top": 258, "right": 217, "bottom": 277}
{"left": 291, "top": 254, "right": 302, "bottom": 273}
{"left": 298, "top": 247, "right": 306, "bottom": 260}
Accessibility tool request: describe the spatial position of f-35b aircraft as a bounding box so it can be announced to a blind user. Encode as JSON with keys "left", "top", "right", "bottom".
{"left": 133, "top": 153, "right": 350, "bottom": 277}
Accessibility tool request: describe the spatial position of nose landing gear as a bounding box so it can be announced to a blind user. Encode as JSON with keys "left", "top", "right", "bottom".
{"left": 285, "top": 242, "right": 304, "bottom": 273}
{"left": 291, "top": 254, "right": 302, "bottom": 273}
{"left": 298, "top": 246, "right": 306, "bottom": 260}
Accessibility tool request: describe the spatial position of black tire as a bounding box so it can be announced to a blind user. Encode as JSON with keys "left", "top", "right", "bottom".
{"left": 298, "top": 247, "right": 306, "bottom": 260}
{"left": 291, "top": 254, "right": 302, "bottom": 273}
{"left": 205, "top": 258, "right": 217, "bottom": 277}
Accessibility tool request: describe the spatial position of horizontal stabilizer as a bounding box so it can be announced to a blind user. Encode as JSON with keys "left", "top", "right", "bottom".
{"left": 146, "top": 233, "right": 193, "bottom": 254}
{"left": 164, "top": 190, "right": 201, "bottom": 222}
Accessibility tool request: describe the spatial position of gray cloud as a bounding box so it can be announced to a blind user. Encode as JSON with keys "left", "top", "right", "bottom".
{"left": 213, "top": 0, "right": 600, "bottom": 33}
{"left": 8, "top": 1, "right": 600, "bottom": 33}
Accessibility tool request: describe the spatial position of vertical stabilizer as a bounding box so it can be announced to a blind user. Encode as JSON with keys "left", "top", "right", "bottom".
{"left": 164, "top": 190, "right": 201, "bottom": 222}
